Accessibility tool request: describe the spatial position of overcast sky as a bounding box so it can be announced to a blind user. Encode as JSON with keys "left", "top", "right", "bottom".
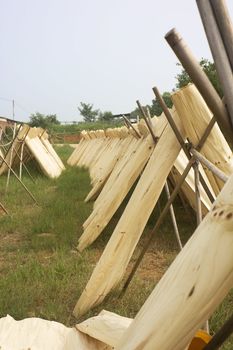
{"left": 1, "top": 0, "right": 233, "bottom": 122}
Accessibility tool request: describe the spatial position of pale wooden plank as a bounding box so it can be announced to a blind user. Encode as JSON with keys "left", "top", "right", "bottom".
{"left": 116, "top": 173, "right": 233, "bottom": 350}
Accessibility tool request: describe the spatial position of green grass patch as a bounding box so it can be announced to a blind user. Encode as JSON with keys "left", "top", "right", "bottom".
{"left": 0, "top": 145, "right": 232, "bottom": 349}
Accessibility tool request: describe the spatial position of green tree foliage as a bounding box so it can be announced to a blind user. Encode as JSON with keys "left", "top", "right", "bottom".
{"left": 150, "top": 92, "right": 173, "bottom": 116}
{"left": 175, "top": 58, "right": 223, "bottom": 97}
{"left": 29, "top": 112, "right": 60, "bottom": 128}
{"left": 98, "top": 111, "right": 113, "bottom": 121}
{"left": 78, "top": 102, "right": 99, "bottom": 122}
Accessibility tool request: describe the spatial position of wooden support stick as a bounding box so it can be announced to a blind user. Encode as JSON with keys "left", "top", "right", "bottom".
{"left": 6, "top": 122, "right": 17, "bottom": 192}
{"left": 165, "top": 28, "right": 233, "bottom": 145}
{"left": 146, "top": 107, "right": 153, "bottom": 128}
{"left": 122, "top": 115, "right": 141, "bottom": 139}
{"left": 121, "top": 118, "right": 216, "bottom": 294}
{"left": 0, "top": 154, "right": 38, "bottom": 204}
{"left": 194, "top": 161, "right": 202, "bottom": 226}
{"left": 153, "top": 87, "right": 189, "bottom": 156}
{"left": 136, "top": 100, "right": 158, "bottom": 143}
{"left": 190, "top": 148, "right": 228, "bottom": 183}
{"left": 196, "top": 0, "right": 233, "bottom": 129}
{"left": 0, "top": 201, "right": 9, "bottom": 215}
{"left": 1, "top": 126, "right": 35, "bottom": 183}
{"left": 0, "top": 124, "right": 22, "bottom": 167}
{"left": 165, "top": 180, "right": 183, "bottom": 250}
{"left": 153, "top": 86, "right": 215, "bottom": 203}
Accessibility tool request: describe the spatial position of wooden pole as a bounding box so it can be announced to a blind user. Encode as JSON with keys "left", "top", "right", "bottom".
{"left": 122, "top": 115, "right": 141, "bottom": 139}
{"left": 0, "top": 123, "right": 22, "bottom": 167}
{"left": 165, "top": 28, "right": 233, "bottom": 145}
{"left": 146, "top": 107, "right": 153, "bottom": 128}
{"left": 0, "top": 201, "right": 9, "bottom": 215}
{"left": 6, "top": 122, "right": 17, "bottom": 192}
{"left": 121, "top": 118, "right": 216, "bottom": 294}
{"left": 194, "top": 161, "right": 202, "bottom": 226}
{"left": 194, "top": 160, "right": 210, "bottom": 333}
{"left": 1, "top": 126, "right": 35, "bottom": 183}
{"left": 136, "top": 100, "right": 158, "bottom": 143}
{"left": 190, "top": 148, "right": 228, "bottom": 183}
{"left": 210, "top": 0, "right": 233, "bottom": 72}
{"left": 165, "top": 180, "right": 183, "bottom": 251}
{"left": 0, "top": 154, "right": 38, "bottom": 204}
{"left": 196, "top": 0, "right": 233, "bottom": 129}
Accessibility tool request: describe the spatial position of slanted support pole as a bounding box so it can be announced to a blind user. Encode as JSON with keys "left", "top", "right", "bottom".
{"left": 190, "top": 148, "right": 228, "bottom": 183}
{"left": 194, "top": 161, "right": 202, "bottom": 226}
{"left": 0, "top": 201, "right": 9, "bottom": 215}
{"left": 165, "top": 180, "right": 183, "bottom": 250}
{"left": 194, "top": 159, "right": 210, "bottom": 332}
{"left": 136, "top": 100, "right": 158, "bottom": 143}
{"left": 122, "top": 115, "right": 141, "bottom": 139}
{"left": 6, "top": 122, "right": 17, "bottom": 192}
{"left": 0, "top": 154, "right": 38, "bottom": 205}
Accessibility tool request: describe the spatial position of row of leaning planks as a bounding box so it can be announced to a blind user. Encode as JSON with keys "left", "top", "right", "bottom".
{"left": 1, "top": 86, "right": 233, "bottom": 350}
{"left": 67, "top": 83, "right": 233, "bottom": 338}
{"left": 0, "top": 124, "right": 65, "bottom": 179}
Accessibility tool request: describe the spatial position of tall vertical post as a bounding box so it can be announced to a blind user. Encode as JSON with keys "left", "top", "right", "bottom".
{"left": 165, "top": 28, "right": 233, "bottom": 145}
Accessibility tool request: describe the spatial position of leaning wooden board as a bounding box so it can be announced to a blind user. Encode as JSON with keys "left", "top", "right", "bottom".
{"left": 73, "top": 108, "right": 185, "bottom": 317}
{"left": 78, "top": 134, "right": 155, "bottom": 252}
{"left": 172, "top": 83, "right": 233, "bottom": 195}
{"left": 80, "top": 116, "right": 168, "bottom": 251}
{"left": 116, "top": 172, "right": 233, "bottom": 350}
{"left": 85, "top": 137, "right": 132, "bottom": 201}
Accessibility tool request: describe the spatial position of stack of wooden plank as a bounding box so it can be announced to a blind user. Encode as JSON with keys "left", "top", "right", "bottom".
{"left": 72, "top": 83, "right": 231, "bottom": 318}
{"left": 0, "top": 125, "right": 65, "bottom": 178}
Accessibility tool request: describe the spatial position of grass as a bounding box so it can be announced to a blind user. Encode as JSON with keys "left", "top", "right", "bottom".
{"left": 0, "top": 145, "right": 232, "bottom": 348}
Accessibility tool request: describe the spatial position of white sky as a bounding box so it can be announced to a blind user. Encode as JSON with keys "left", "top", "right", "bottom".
{"left": 0, "top": 0, "right": 233, "bottom": 122}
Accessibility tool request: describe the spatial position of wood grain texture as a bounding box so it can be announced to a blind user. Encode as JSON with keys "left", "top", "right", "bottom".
{"left": 78, "top": 135, "right": 155, "bottom": 251}
{"left": 116, "top": 173, "right": 233, "bottom": 350}
{"left": 73, "top": 109, "right": 185, "bottom": 317}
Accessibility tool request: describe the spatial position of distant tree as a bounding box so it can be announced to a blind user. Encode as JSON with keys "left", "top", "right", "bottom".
{"left": 78, "top": 102, "right": 98, "bottom": 122}
{"left": 175, "top": 58, "right": 223, "bottom": 97}
{"left": 29, "top": 112, "right": 60, "bottom": 128}
{"left": 150, "top": 92, "right": 173, "bottom": 116}
{"left": 98, "top": 111, "right": 113, "bottom": 121}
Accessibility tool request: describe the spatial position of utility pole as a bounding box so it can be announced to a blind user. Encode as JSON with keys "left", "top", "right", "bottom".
{"left": 12, "top": 99, "right": 15, "bottom": 120}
